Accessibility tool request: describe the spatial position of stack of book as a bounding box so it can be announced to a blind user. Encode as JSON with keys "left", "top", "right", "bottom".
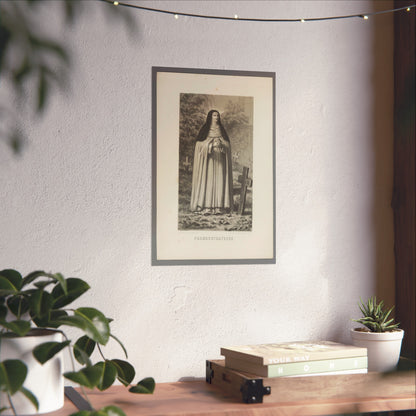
{"left": 220, "top": 340, "right": 368, "bottom": 378}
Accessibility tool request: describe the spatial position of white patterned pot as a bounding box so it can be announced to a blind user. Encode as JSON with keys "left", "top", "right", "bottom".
{"left": 351, "top": 328, "right": 404, "bottom": 372}
{"left": 0, "top": 329, "right": 64, "bottom": 415}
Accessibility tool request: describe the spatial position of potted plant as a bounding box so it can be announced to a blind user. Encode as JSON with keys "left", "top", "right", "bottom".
{"left": 0, "top": 269, "right": 155, "bottom": 416}
{"left": 351, "top": 296, "right": 404, "bottom": 372}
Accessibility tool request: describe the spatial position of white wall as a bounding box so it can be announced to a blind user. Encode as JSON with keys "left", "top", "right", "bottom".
{"left": 0, "top": 1, "right": 395, "bottom": 383}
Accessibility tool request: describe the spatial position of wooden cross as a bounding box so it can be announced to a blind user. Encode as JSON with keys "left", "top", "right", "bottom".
{"left": 182, "top": 156, "right": 191, "bottom": 171}
{"left": 237, "top": 166, "right": 252, "bottom": 215}
{"left": 232, "top": 151, "right": 240, "bottom": 163}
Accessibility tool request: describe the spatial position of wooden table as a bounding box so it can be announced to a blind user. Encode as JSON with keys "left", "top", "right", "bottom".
{"left": 50, "top": 370, "right": 415, "bottom": 416}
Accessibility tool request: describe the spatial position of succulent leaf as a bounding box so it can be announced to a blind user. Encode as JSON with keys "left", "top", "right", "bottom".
{"left": 353, "top": 296, "right": 400, "bottom": 332}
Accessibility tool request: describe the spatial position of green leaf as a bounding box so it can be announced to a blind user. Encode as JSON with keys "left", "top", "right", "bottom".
{"left": 33, "top": 340, "right": 70, "bottom": 364}
{"left": 47, "top": 310, "right": 69, "bottom": 328}
{"left": 94, "top": 361, "right": 117, "bottom": 391}
{"left": 0, "top": 303, "right": 7, "bottom": 321}
{"left": 0, "top": 359, "right": 27, "bottom": 395}
{"left": 33, "top": 280, "right": 55, "bottom": 290}
{"left": 29, "top": 289, "right": 53, "bottom": 317}
{"left": 51, "top": 278, "right": 90, "bottom": 309}
{"left": 64, "top": 0, "right": 78, "bottom": 25}
{"left": 384, "top": 306, "right": 394, "bottom": 321}
{"left": 7, "top": 295, "right": 30, "bottom": 318}
{"left": 0, "top": 319, "right": 31, "bottom": 336}
{"left": 68, "top": 412, "right": 91, "bottom": 416}
{"left": 29, "top": 290, "right": 53, "bottom": 326}
{"left": 73, "top": 349, "right": 92, "bottom": 367}
{"left": 52, "top": 273, "right": 67, "bottom": 294}
{"left": 69, "top": 407, "right": 126, "bottom": 416}
{"left": 0, "top": 270, "right": 22, "bottom": 291}
{"left": 37, "top": 67, "right": 48, "bottom": 113}
{"left": 52, "top": 315, "right": 89, "bottom": 333}
{"left": 64, "top": 366, "right": 102, "bottom": 389}
{"left": 110, "top": 359, "right": 135, "bottom": 386}
{"left": 355, "top": 296, "right": 400, "bottom": 332}
{"left": 22, "top": 270, "right": 50, "bottom": 287}
{"left": 97, "top": 406, "right": 127, "bottom": 416}
{"left": 0, "top": 276, "right": 19, "bottom": 296}
{"left": 12, "top": 56, "right": 33, "bottom": 86}
{"left": 74, "top": 308, "right": 110, "bottom": 345}
{"left": 74, "top": 335, "right": 96, "bottom": 365}
{"left": 128, "top": 377, "right": 155, "bottom": 394}
{"left": 29, "top": 36, "right": 70, "bottom": 65}
{"left": 23, "top": 271, "right": 68, "bottom": 295}
{"left": 19, "top": 386, "right": 39, "bottom": 411}
{"left": 54, "top": 309, "right": 109, "bottom": 346}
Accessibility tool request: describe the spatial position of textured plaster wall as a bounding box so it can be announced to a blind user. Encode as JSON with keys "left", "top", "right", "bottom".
{"left": 0, "top": 1, "right": 395, "bottom": 382}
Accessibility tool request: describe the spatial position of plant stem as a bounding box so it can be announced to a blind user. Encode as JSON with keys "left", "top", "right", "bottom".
{"left": 61, "top": 332, "right": 94, "bottom": 411}
{"left": 17, "top": 296, "right": 22, "bottom": 320}
{"left": 97, "top": 343, "right": 106, "bottom": 361}
{"left": 7, "top": 393, "right": 17, "bottom": 416}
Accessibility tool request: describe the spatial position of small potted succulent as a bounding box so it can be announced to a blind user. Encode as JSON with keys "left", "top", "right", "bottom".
{"left": 351, "top": 296, "right": 404, "bottom": 372}
{"left": 0, "top": 269, "right": 155, "bottom": 416}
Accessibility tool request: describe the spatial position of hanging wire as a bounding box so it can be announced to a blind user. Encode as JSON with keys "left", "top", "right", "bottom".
{"left": 100, "top": 0, "right": 415, "bottom": 23}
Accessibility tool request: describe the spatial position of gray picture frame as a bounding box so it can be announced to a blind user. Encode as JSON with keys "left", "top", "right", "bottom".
{"left": 152, "top": 67, "right": 275, "bottom": 265}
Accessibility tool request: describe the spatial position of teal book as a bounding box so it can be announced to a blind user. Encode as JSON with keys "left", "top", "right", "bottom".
{"left": 224, "top": 355, "right": 368, "bottom": 377}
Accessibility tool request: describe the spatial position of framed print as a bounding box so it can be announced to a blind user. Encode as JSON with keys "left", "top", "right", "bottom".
{"left": 152, "top": 67, "right": 275, "bottom": 265}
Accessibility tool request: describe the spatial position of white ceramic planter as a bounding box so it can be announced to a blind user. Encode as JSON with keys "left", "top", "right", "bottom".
{"left": 0, "top": 329, "right": 64, "bottom": 415}
{"left": 351, "top": 328, "right": 404, "bottom": 372}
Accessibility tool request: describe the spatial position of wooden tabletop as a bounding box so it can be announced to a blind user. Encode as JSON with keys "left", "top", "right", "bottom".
{"left": 50, "top": 371, "right": 415, "bottom": 416}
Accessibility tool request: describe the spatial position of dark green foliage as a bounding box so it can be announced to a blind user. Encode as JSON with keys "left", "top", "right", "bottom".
{"left": 111, "top": 359, "right": 136, "bottom": 386}
{"left": 0, "top": 269, "right": 155, "bottom": 415}
{"left": 33, "top": 340, "right": 71, "bottom": 364}
{"left": 64, "top": 366, "right": 103, "bottom": 390}
{"left": 74, "top": 335, "right": 96, "bottom": 365}
{"left": 51, "top": 278, "right": 89, "bottom": 309}
{"left": 69, "top": 405, "right": 127, "bottom": 416}
{"left": 129, "top": 377, "right": 155, "bottom": 394}
{"left": 0, "top": 359, "right": 28, "bottom": 395}
{"left": 93, "top": 361, "right": 118, "bottom": 391}
{"left": 0, "top": 0, "right": 134, "bottom": 154}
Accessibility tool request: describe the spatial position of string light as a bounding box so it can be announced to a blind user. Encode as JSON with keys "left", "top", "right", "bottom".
{"left": 100, "top": 0, "right": 415, "bottom": 23}
{"left": 174, "top": 14, "right": 179, "bottom": 20}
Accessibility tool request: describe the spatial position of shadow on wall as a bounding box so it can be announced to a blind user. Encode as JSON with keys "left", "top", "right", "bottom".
{"left": 321, "top": 1, "right": 396, "bottom": 345}
{"left": 391, "top": 0, "right": 416, "bottom": 360}
{"left": 371, "top": 5, "right": 395, "bottom": 308}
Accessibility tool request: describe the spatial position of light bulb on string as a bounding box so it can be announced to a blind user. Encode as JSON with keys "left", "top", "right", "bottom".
{"left": 100, "top": 1, "right": 416, "bottom": 24}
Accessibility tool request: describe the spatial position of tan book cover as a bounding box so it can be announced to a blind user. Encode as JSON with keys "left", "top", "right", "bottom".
{"left": 220, "top": 341, "right": 368, "bottom": 366}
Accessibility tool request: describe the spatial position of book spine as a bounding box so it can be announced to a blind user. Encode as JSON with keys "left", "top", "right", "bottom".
{"left": 225, "top": 356, "right": 368, "bottom": 377}
{"left": 285, "top": 368, "right": 368, "bottom": 377}
{"left": 267, "top": 356, "right": 368, "bottom": 377}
